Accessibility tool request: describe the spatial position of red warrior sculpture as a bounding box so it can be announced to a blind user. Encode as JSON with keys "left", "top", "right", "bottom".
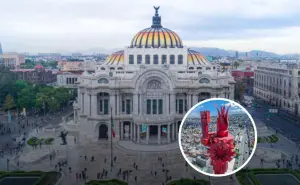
{"left": 200, "top": 105, "right": 236, "bottom": 174}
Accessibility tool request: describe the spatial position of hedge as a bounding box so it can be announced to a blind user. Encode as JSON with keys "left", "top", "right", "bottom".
{"left": 86, "top": 179, "right": 128, "bottom": 185}
{"left": 0, "top": 171, "right": 60, "bottom": 185}
{"left": 236, "top": 168, "right": 300, "bottom": 185}
{"left": 257, "top": 135, "right": 279, "bottom": 143}
{"left": 167, "top": 178, "right": 211, "bottom": 185}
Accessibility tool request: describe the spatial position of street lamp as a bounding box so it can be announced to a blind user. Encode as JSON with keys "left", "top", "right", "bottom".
{"left": 84, "top": 168, "right": 87, "bottom": 184}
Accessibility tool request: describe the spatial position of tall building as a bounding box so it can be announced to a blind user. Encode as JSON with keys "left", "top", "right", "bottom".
{"left": 254, "top": 63, "right": 300, "bottom": 115}
{"left": 64, "top": 7, "right": 235, "bottom": 144}
{"left": 0, "top": 42, "right": 3, "bottom": 55}
{"left": 235, "top": 51, "right": 239, "bottom": 59}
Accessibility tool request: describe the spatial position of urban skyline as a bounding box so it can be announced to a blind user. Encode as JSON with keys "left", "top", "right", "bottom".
{"left": 1, "top": 0, "right": 300, "bottom": 54}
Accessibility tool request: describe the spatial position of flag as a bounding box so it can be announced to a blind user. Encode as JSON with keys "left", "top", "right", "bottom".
{"left": 111, "top": 112, "right": 115, "bottom": 138}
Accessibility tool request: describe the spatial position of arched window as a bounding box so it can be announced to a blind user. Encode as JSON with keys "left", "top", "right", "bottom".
{"left": 162, "top": 55, "right": 167, "bottom": 64}
{"left": 129, "top": 55, "right": 134, "bottom": 64}
{"left": 98, "top": 78, "right": 109, "bottom": 84}
{"left": 117, "top": 67, "right": 123, "bottom": 70}
{"left": 137, "top": 55, "right": 142, "bottom": 64}
{"left": 110, "top": 67, "right": 115, "bottom": 70}
{"left": 145, "top": 55, "right": 150, "bottom": 64}
{"left": 178, "top": 55, "right": 183, "bottom": 64}
{"left": 188, "top": 67, "right": 194, "bottom": 70}
{"left": 101, "top": 67, "right": 105, "bottom": 70}
{"left": 197, "top": 67, "right": 202, "bottom": 70}
{"left": 153, "top": 55, "right": 159, "bottom": 64}
{"left": 170, "top": 55, "right": 175, "bottom": 64}
{"left": 206, "top": 67, "right": 211, "bottom": 70}
{"left": 199, "top": 78, "right": 210, "bottom": 84}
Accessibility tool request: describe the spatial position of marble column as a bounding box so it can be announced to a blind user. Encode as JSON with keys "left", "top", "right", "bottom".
{"left": 73, "top": 110, "right": 76, "bottom": 123}
{"left": 158, "top": 125, "right": 161, "bottom": 144}
{"left": 133, "top": 123, "right": 136, "bottom": 141}
{"left": 133, "top": 93, "right": 138, "bottom": 115}
{"left": 172, "top": 122, "right": 175, "bottom": 141}
{"left": 167, "top": 124, "right": 170, "bottom": 143}
{"left": 170, "top": 93, "right": 176, "bottom": 115}
{"left": 130, "top": 122, "right": 133, "bottom": 140}
{"left": 146, "top": 125, "right": 150, "bottom": 143}
{"left": 175, "top": 122, "right": 178, "bottom": 139}
{"left": 137, "top": 124, "right": 140, "bottom": 143}
{"left": 120, "top": 122, "right": 123, "bottom": 140}
{"left": 192, "top": 94, "right": 198, "bottom": 105}
{"left": 166, "top": 93, "right": 170, "bottom": 115}
{"left": 116, "top": 94, "right": 120, "bottom": 115}
{"left": 81, "top": 93, "right": 84, "bottom": 113}
{"left": 84, "top": 93, "right": 90, "bottom": 115}
{"left": 91, "top": 94, "right": 98, "bottom": 117}
{"left": 139, "top": 94, "right": 143, "bottom": 115}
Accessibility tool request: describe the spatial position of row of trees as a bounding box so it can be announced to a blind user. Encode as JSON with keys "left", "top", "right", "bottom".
{"left": 20, "top": 59, "right": 58, "bottom": 69}
{"left": 0, "top": 66, "right": 76, "bottom": 113}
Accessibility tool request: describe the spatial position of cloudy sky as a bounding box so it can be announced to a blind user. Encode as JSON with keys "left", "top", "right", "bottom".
{"left": 1, "top": 0, "right": 300, "bottom": 54}
{"left": 188, "top": 100, "right": 244, "bottom": 118}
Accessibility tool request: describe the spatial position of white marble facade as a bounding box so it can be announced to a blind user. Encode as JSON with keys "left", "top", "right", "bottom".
{"left": 69, "top": 7, "right": 235, "bottom": 145}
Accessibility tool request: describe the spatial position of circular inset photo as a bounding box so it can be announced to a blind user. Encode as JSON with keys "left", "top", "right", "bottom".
{"left": 178, "top": 98, "right": 257, "bottom": 177}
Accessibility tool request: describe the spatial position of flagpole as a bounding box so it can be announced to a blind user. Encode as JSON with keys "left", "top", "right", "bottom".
{"left": 110, "top": 107, "right": 113, "bottom": 172}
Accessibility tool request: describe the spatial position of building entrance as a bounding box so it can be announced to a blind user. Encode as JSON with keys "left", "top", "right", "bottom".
{"left": 99, "top": 124, "right": 108, "bottom": 139}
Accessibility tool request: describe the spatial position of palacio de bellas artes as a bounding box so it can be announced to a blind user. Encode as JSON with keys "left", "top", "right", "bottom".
{"left": 64, "top": 7, "right": 235, "bottom": 146}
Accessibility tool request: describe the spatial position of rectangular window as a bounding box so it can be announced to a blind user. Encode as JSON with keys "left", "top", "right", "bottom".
{"left": 178, "top": 55, "right": 183, "bottom": 65}
{"left": 170, "top": 55, "right": 175, "bottom": 64}
{"left": 146, "top": 55, "right": 150, "bottom": 64}
{"left": 126, "top": 99, "right": 131, "bottom": 114}
{"left": 122, "top": 100, "right": 125, "bottom": 113}
{"left": 103, "top": 99, "right": 109, "bottom": 114}
{"left": 152, "top": 99, "right": 157, "bottom": 114}
{"left": 176, "top": 99, "right": 178, "bottom": 112}
{"left": 147, "top": 99, "right": 151, "bottom": 114}
{"left": 179, "top": 99, "right": 183, "bottom": 114}
{"left": 185, "top": 99, "right": 187, "bottom": 112}
{"left": 99, "top": 100, "right": 103, "bottom": 112}
{"left": 137, "top": 55, "right": 142, "bottom": 64}
{"left": 153, "top": 55, "right": 158, "bottom": 64}
{"left": 162, "top": 55, "right": 167, "bottom": 64}
{"left": 158, "top": 99, "right": 163, "bottom": 114}
{"left": 129, "top": 55, "right": 134, "bottom": 64}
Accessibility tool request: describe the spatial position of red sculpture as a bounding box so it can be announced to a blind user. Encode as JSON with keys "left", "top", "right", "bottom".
{"left": 200, "top": 105, "right": 236, "bottom": 174}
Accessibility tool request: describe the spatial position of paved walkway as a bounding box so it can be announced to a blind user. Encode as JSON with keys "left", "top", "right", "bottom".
{"left": 117, "top": 140, "right": 179, "bottom": 152}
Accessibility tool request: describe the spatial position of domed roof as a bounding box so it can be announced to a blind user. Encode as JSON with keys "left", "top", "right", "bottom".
{"left": 104, "top": 50, "right": 124, "bottom": 65}
{"left": 34, "top": 64, "right": 45, "bottom": 69}
{"left": 130, "top": 7, "right": 183, "bottom": 48}
{"left": 188, "top": 49, "right": 211, "bottom": 65}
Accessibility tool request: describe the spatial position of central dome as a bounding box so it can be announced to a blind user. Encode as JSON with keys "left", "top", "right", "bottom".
{"left": 130, "top": 7, "right": 183, "bottom": 48}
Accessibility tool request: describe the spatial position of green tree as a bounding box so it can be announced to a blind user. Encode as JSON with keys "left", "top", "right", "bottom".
{"left": 17, "top": 86, "right": 36, "bottom": 109}
{"left": 0, "top": 66, "right": 17, "bottom": 104}
{"left": 233, "top": 61, "right": 239, "bottom": 69}
{"left": 234, "top": 80, "right": 245, "bottom": 101}
{"left": 3, "top": 94, "right": 16, "bottom": 111}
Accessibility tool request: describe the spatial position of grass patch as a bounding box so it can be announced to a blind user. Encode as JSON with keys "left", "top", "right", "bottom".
{"left": 257, "top": 135, "right": 279, "bottom": 143}
{"left": 27, "top": 137, "right": 54, "bottom": 146}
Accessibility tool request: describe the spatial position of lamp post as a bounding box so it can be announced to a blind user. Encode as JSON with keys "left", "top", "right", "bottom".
{"left": 84, "top": 168, "right": 87, "bottom": 184}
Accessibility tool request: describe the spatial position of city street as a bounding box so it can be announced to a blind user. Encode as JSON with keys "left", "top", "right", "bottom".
{"left": 246, "top": 101, "right": 300, "bottom": 146}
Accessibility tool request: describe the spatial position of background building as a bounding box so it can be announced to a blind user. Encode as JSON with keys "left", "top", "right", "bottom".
{"left": 0, "top": 53, "right": 25, "bottom": 68}
{"left": 254, "top": 62, "right": 300, "bottom": 116}
{"left": 11, "top": 64, "right": 57, "bottom": 84}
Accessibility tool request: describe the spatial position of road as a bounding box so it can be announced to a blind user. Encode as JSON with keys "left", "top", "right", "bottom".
{"left": 246, "top": 101, "right": 300, "bottom": 145}
{"left": 237, "top": 128, "right": 250, "bottom": 168}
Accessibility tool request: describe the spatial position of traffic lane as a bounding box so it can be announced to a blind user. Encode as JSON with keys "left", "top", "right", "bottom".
{"left": 246, "top": 107, "right": 300, "bottom": 143}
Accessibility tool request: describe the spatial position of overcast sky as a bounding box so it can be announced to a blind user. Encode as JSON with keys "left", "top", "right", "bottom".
{"left": 1, "top": 0, "right": 300, "bottom": 54}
